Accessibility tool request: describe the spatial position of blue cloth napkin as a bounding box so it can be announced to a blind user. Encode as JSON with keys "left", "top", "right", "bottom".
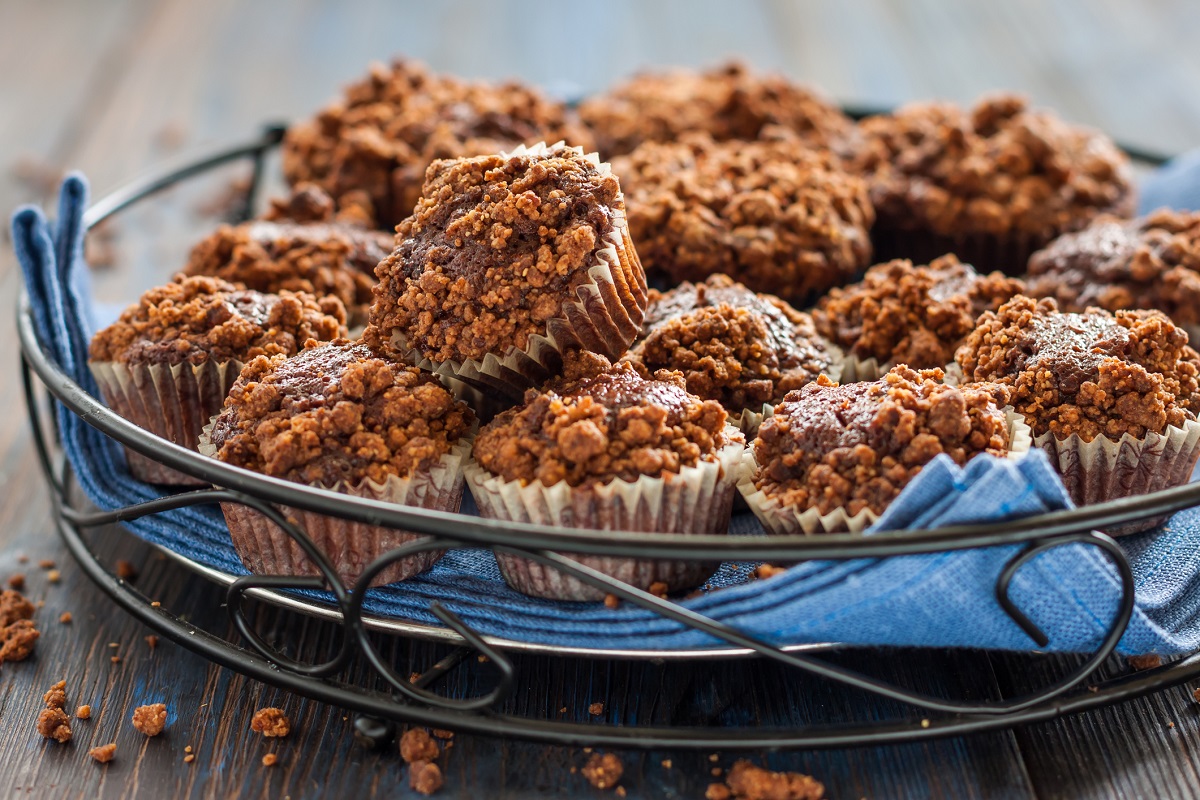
{"left": 14, "top": 172, "right": 1200, "bottom": 655}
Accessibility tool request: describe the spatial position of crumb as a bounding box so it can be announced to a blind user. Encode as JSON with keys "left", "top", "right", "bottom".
{"left": 250, "top": 707, "right": 291, "bottom": 738}
{"left": 1129, "top": 655, "right": 1164, "bottom": 670}
{"left": 706, "top": 784, "right": 732, "bottom": 800}
{"left": 17, "top": 555, "right": 27, "bottom": 564}
{"left": 0, "top": 612, "right": 39, "bottom": 663}
{"left": 754, "top": 564, "right": 788, "bottom": 580}
{"left": 37, "top": 708, "right": 72, "bottom": 743}
{"left": 184, "top": 754, "right": 195, "bottom": 763}
{"left": 709, "top": 753, "right": 720, "bottom": 762}
{"left": 115, "top": 560, "right": 137, "bottom": 581}
{"left": 712, "top": 767, "right": 724, "bottom": 777}
{"left": 399, "top": 728, "right": 440, "bottom": 763}
{"left": 262, "top": 753, "right": 278, "bottom": 767}
{"left": 46, "top": 570, "right": 60, "bottom": 584}
{"left": 1192, "top": 687, "right": 1200, "bottom": 703}
{"left": 589, "top": 702, "right": 604, "bottom": 716}
{"left": 8, "top": 574, "right": 24, "bottom": 590}
{"left": 1169, "top": 721, "right": 1176, "bottom": 728}
{"left": 581, "top": 752, "right": 624, "bottom": 790}
{"left": 131, "top": 703, "right": 167, "bottom": 736}
{"left": 431, "top": 729, "right": 454, "bottom": 739}
{"left": 409, "top": 760, "right": 444, "bottom": 795}
{"left": 110, "top": 656, "right": 121, "bottom": 664}
{"left": 604, "top": 594, "right": 620, "bottom": 609}
{"left": 184, "top": 745, "right": 192, "bottom": 753}
{"left": 477, "top": 655, "right": 489, "bottom": 663}
{"left": 146, "top": 635, "right": 159, "bottom": 650}
{"left": 583, "top": 747, "right": 593, "bottom": 754}
{"left": 559, "top": 707, "right": 567, "bottom": 714}
{"left": 89, "top": 743, "right": 116, "bottom": 763}
{"left": 38, "top": 560, "right": 55, "bottom": 569}
{"left": 409, "top": 671, "right": 420, "bottom": 684}
{"left": 150, "top": 601, "right": 161, "bottom": 608}
{"left": 724, "top": 760, "right": 825, "bottom": 800}
{"left": 109, "top": 642, "right": 119, "bottom": 648}
{"left": 920, "top": 719, "right": 930, "bottom": 728}
{"left": 75, "top": 705, "right": 91, "bottom": 720}
{"left": 648, "top": 582, "right": 669, "bottom": 599}
{"left": 616, "top": 788, "right": 626, "bottom": 798}
{"left": 59, "top": 612, "right": 72, "bottom": 624}
{"left": 662, "top": 759, "right": 672, "bottom": 769}
{"left": 43, "top": 680, "right": 67, "bottom": 709}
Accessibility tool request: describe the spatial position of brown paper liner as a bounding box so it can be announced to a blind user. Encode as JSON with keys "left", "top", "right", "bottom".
{"left": 1036, "top": 418, "right": 1200, "bottom": 535}
{"left": 464, "top": 432, "right": 746, "bottom": 601}
{"left": 199, "top": 425, "right": 470, "bottom": 587}
{"left": 89, "top": 359, "right": 244, "bottom": 486}
{"left": 390, "top": 143, "right": 648, "bottom": 401}
{"left": 739, "top": 407, "right": 1032, "bottom": 535}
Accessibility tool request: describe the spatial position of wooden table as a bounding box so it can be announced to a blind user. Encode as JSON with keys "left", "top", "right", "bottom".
{"left": 4, "top": 1, "right": 1200, "bottom": 797}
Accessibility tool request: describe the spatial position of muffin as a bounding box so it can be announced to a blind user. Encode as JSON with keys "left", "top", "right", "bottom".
{"left": 465, "top": 353, "right": 746, "bottom": 601}
{"left": 627, "top": 274, "right": 842, "bottom": 433}
{"left": 852, "top": 94, "right": 1135, "bottom": 274}
{"left": 199, "top": 340, "right": 475, "bottom": 587}
{"left": 956, "top": 296, "right": 1200, "bottom": 531}
{"left": 1026, "top": 209, "right": 1200, "bottom": 340}
{"left": 89, "top": 276, "right": 347, "bottom": 485}
{"left": 184, "top": 184, "right": 392, "bottom": 326}
{"left": 611, "top": 132, "right": 873, "bottom": 302}
{"left": 812, "top": 254, "right": 1025, "bottom": 380}
{"left": 281, "top": 58, "right": 592, "bottom": 229}
{"left": 365, "top": 142, "right": 648, "bottom": 402}
{"left": 578, "top": 61, "right": 856, "bottom": 159}
{"left": 739, "top": 367, "right": 1028, "bottom": 535}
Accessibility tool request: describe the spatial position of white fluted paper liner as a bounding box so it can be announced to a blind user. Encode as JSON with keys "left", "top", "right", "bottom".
{"left": 90, "top": 359, "right": 244, "bottom": 486}
{"left": 837, "top": 353, "right": 888, "bottom": 383}
{"left": 942, "top": 361, "right": 965, "bottom": 386}
{"left": 199, "top": 422, "right": 471, "bottom": 587}
{"left": 732, "top": 404, "right": 774, "bottom": 439}
{"left": 738, "top": 406, "right": 1031, "bottom": 535}
{"left": 464, "top": 430, "right": 747, "bottom": 601}
{"left": 1036, "top": 417, "right": 1200, "bottom": 536}
{"left": 389, "top": 142, "right": 648, "bottom": 402}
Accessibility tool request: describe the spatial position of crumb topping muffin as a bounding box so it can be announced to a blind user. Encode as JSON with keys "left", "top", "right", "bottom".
{"left": 629, "top": 274, "right": 839, "bottom": 413}
{"left": 281, "top": 59, "right": 592, "bottom": 228}
{"left": 752, "top": 368, "right": 1011, "bottom": 516}
{"left": 812, "top": 254, "right": 1025, "bottom": 369}
{"left": 853, "top": 94, "right": 1134, "bottom": 242}
{"left": 366, "top": 143, "right": 642, "bottom": 365}
{"left": 612, "top": 133, "right": 873, "bottom": 301}
{"left": 183, "top": 186, "right": 391, "bottom": 324}
{"left": 89, "top": 275, "right": 347, "bottom": 366}
{"left": 1026, "top": 210, "right": 1200, "bottom": 327}
{"left": 956, "top": 296, "right": 1200, "bottom": 442}
{"left": 579, "top": 61, "right": 856, "bottom": 159}
{"left": 208, "top": 340, "right": 474, "bottom": 486}
{"left": 472, "top": 353, "right": 736, "bottom": 488}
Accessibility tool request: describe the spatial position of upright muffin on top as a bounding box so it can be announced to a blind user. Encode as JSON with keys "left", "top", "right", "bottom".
{"left": 612, "top": 133, "right": 873, "bottom": 303}
{"left": 812, "top": 254, "right": 1024, "bottom": 380}
{"left": 201, "top": 339, "right": 475, "bottom": 587}
{"left": 466, "top": 353, "right": 745, "bottom": 601}
{"left": 852, "top": 94, "right": 1134, "bottom": 274}
{"left": 184, "top": 184, "right": 392, "bottom": 326}
{"left": 281, "top": 59, "right": 592, "bottom": 228}
{"left": 628, "top": 274, "right": 842, "bottom": 433}
{"left": 89, "top": 275, "right": 347, "bottom": 485}
{"left": 366, "top": 142, "right": 648, "bottom": 401}
{"left": 956, "top": 296, "right": 1200, "bottom": 529}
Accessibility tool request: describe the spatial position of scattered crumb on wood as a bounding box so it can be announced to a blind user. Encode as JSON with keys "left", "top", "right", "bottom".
{"left": 250, "top": 707, "right": 291, "bottom": 738}
{"left": 399, "top": 728, "right": 440, "bottom": 763}
{"left": 0, "top": 588, "right": 39, "bottom": 663}
{"left": 1192, "top": 687, "right": 1200, "bottom": 703}
{"left": 146, "top": 635, "right": 159, "bottom": 650}
{"left": 754, "top": 564, "right": 788, "bottom": 580}
{"left": 262, "top": 753, "right": 278, "bottom": 767}
{"left": 705, "top": 784, "right": 732, "bottom": 800}
{"left": 75, "top": 705, "right": 91, "bottom": 720}
{"left": 409, "top": 760, "right": 443, "bottom": 795}
{"left": 17, "top": 555, "right": 27, "bottom": 564}
{"left": 581, "top": 752, "right": 624, "bottom": 790}
{"left": 588, "top": 702, "right": 604, "bottom": 716}
{"left": 477, "top": 655, "right": 489, "bottom": 663}
{"left": 1128, "top": 654, "right": 1164, "bottom": 671}
{"left": 131, "top": 703, "right": 167, "bottom": 736}
{"left": 43, "top": 680, "right": 66, "bottom": 709}
{"left": 37, "top": 708, "right": 72, "bottom": 743}
{"left": 603, "top": 594, "right": 620, "bottom": 609}
{"left": 648, "top": 581, "right": 669, "bottom": 599}
{"left": 431, "top": 729, "right": 454, "bottom": 739}
{"left": 110, "top": 656, "right": 121, "bottom": 664}
{"left": 115, "top": 560, "right": 137, "bottom": 581}
{"left": 7, "top": 574, "right": 24, "bottom": 591}
{"left": 184, "top": 754, "right": 195, "bottom": 763}
{"left": 89, "top": 743, "right": 116, "bottom": 763}
{"left": 662, "top": 759, "right": 672, "bottom": 769}
{"left": 721, "top": 759, "right": 825, "bottom": 800}
{"left": 59, "top": 612, "right": 72, "bottom": 624}
{"left": 46, "top": 570, "right": 60, "bottom": 584}
{"left": 38, "top": 560, "right": 55, "bottom": 570}
{"left": 150, "top": 601, "right": 161, "bottom": 608}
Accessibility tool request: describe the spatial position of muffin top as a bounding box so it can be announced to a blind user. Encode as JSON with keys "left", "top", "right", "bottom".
{"left": 956, "top": 296, "right": 1200, "bottom": 442}
{"left": 89, "top": 275, "right": 347, "bottom": 366}
{"left": 629, "top": 274, "right": 839, "bottom": 413}
{"left": 366, "top": 144, "right": 641, "bottom": 364}
{"left": 752, "top": 368, "right": 1011, "bottom": 517}
{"left": 472, "top": 353, "right": 739, "bottom": 488}
{"left": 208, "top": 339, "right": 474, "bottom": 485}
{"left": 812, "top": 254, "right": 1025, "bottom": 368}
{"left": 1026, "top": 210, "right": 1200, "bottom": 326}
{"left": 184, "top": 185, "right": 391, "bottom": 324}
{"left": 281, "top": 59, "right": 591, "bottom": 228}
{"left": 611, "top": 132, "right": 874, "bottom": 301}
{"left": 579, "top": 61, "right": 855, "bottom": 159}
{"left": 852, "top": 94, "right": 1134, "bottom": 238}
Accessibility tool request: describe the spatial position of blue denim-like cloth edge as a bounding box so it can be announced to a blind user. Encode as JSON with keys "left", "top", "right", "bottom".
{"left": 15, "top": 171, "right": 1200, "bottom": 655}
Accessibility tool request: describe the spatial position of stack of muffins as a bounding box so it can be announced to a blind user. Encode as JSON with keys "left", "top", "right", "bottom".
{"left": 87, "top": 57, "right": 1200, "bottom": 602}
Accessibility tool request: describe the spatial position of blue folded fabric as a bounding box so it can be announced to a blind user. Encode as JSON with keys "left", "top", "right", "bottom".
{"left": 14, "top": 172, "right": 1200, "bottom": 655}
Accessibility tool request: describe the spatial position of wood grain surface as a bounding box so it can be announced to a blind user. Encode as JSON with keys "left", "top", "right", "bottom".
{"left": 3, "top": 1, "right": 1200, "bottom": 797}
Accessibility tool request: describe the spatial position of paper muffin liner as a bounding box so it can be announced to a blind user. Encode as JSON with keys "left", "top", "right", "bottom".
{"left": 739, "top": 407, "right": 1031, "bottom": 536}
{"left": 390, "top": 143, "right": 648, "bottom": 402}
{"left": 199, "top": 423, "right": 471, "bottom": 587}
{"left": 837, "top": 354, "right": 889, "bottom": 383}
{"left": 464, "top": 431, "right": 747, "bottom": 601}
{"left": 90, "top": 359, "right": 244, "bottom": 486}
{"left": 870, "top": 224, "right": 1045, "bottom": 277}
{"left": 1035, "top": 417, "right": 1200, "bottom": 536}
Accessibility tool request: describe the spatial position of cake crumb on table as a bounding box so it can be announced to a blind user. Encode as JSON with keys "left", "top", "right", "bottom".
{"left": 754, "top": 564, "right": 788, "bottom": 580}
{"left": 409, "top": 760, "right": 443, "bottom": 795}
{"left": 705, "top": 784, "right": 732, "bottom": 800}
{"left": 7, "top": 574, "right": 24, "bottom": 590}
{"left": 115, "top": 560, "right": 137, "bottom": 581}
{"left": 431, "top": 729, "right": 454, "bottom": 740}
{"left": 648, "top": 582, "right": 669, "bottom": 599}
{"left": 183, "top": 754, "right": 195, "bottom": 764}
{"left": 603, "top": 594, "right": 620, "bottom": 609}
{"left": 662, "top": 759, "right": 672, "bottom": 769}
{"left": 89, "top": 743, "right": 116, "bottom": 763}
{"left": 722, "top": 760, "right": 825, "bottom": 800}
{"left": 1128, "top": 655, "right": 1164, "bottom": 671}
{"left": 75, "top": 705, "right": 91, "bottom": 720}
{"left": 588, "top": 702, "right": 604, "bottom": 716}
{"left": 37, "top": 708, "right": 72, "bottom": 743}
{"left": 131, "top": 703, "right": 167, "bottom": 736}
{"left": 582, "top": 752, "right": 624, "bottom": 790}
{"left": 262, "top": 753, "right": 278, "bottom": 767}
{"left": 38, "top": 559, "right": 55, "bottom": 569}
{"left": 59, "top": 612, "right": 72, "bottom": 624}
{"left": 1192, "top": 687, "right": 1200, "bottom": 703}
{"left": 250, "top": 707, "right": 291, "bottom": 738}
{"left": 145, "top": 635, "right": 159, "bottom": 650}
{"left": 0, "top": 588, "right": 39, "bottom": 664}
{"left": 46, "top": 570, "right": 60, "bottom": 584}
{"left": 43, "top": 680, "right": 67, "bottom": 709}
{"left": 399, "top": 728, "right": 440, "bottom": 763}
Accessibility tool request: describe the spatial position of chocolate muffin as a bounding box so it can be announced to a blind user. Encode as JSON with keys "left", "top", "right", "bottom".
{"left": 281, "top": 59, "right": 592, "bottom": 229}
{"left": 184, "top": 185, "right": 391, "bottom": 326}
{"left": 366, "top": 142, "right": 647, "bottom": 400}
{"left": 956, "top": 296, "right": 1200, "bottom": 528}
{"left": 852, "top": 94, "right": 1135, "bottom": 274}
{"left": 465, "top": 353, "right": 745, "bottom": 601}
{"left": 89, "top": 275, "right": 346, "bottom": 485}
{"left": 578, "top": 61, "right": 856, "bottom": 159}
{"left": 740, "top": 367, "right": 1024, "bottom": 534}
{"left": 201, "top": 339, "right": 474, "bottom": 586}
{"left": 611, "top": 133, "right": 873, "bottom": 302}
{"left": 1026, "top": 210, "right": 1200, "bottom": 338}
{"left": 811, "top": 254, "right": 1025, "bottom": 379}
{"left": 628, "top": 274, "right": 842, "bottom": 432}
